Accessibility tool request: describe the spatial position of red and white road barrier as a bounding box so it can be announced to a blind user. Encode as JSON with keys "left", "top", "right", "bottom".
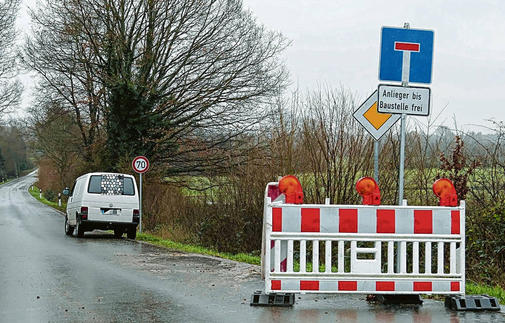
{"left": 261, "top": 182, "right": 465, "bottom": 296}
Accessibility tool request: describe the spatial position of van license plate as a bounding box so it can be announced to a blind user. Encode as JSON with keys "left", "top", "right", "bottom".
{"left": 101, "top": 208, "right": 120, "bottom": 215}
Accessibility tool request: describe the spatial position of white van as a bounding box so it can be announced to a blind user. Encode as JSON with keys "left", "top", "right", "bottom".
{"left": 64, "top": 172, "right": 140, "bottom": 239}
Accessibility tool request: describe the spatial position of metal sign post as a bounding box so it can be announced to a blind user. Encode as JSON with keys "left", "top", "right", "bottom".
{"left": 398, "top": 22, "right": 411, "bottom": 205}
{"left": 378, "top": 23, "right": 434, "bottom": 205}
{"left": 132, "top": 156, "right": 150, "bottom": 233}
{"left": 139, "top": 173, "right": 143, "bottom": 233}
{"left": 374, "top": 140, "right": 380, "bottom": 183}
{"left": 353, "top": 90, "right": 401, "bottom": 184}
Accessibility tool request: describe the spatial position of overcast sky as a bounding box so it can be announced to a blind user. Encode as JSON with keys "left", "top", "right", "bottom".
{"left": 16, "top": 1, "right": 505, "bottom": 133}
{"left": 242, "top": 0, "right": 505, "bottom": 133}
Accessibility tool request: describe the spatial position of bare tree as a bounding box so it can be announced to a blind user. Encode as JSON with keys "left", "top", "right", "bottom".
{"left": 297, "top": 87, "right": 373, "bottom": 204}
{"left": 467, "top": 120, "right": 505, "bottom": 204}
{"left": 0, "top": 0, "right": 21, "bottom": 121}
{"left": 25, "top": 0, "right": 289, "bottom": 174}
{"left": 24, "top": 1, "right": 104, "bottom": 163}
{"left": 28, "top": 98, "right": 82, "bottom": 188}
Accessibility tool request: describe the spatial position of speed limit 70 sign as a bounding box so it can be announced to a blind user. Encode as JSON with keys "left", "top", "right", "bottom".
{"left": 132, "top": 156, "right": 149, "bottom": 174}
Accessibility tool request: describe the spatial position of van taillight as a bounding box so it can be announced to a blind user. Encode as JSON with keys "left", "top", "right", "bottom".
{"left": 81, "top": 207, "right": 88, "bottom": 220}
{"left": 133, "top": 209, "right": 140, "bottom": 216}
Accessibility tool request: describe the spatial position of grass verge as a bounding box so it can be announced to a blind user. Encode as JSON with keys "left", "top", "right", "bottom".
{"left": 466, "top": 282, "right": 505, "bottom": 304}
{"left": 0, "top": 178, "right": 11, "bottom": 186}
{"left": 28, "top": 184, "right": 66, "bottom": 213}
{"left": 137, "top": 232, "right": 260, "bottom": 266}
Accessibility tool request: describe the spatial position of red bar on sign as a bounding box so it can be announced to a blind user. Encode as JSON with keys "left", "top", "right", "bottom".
{"left": 394, "top": 42, "right": 420, "bottom": 52}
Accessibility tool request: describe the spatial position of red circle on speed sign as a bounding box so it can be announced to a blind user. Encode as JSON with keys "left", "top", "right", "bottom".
{"left": 132, "top": 156, "right": 149, "bottom": 174}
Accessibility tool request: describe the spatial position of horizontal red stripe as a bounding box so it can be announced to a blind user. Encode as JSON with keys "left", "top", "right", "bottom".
{"left": 377, "top": 209, "right": 395, "bottom": 233}
{"left": 376, "top": 281, "right": 395, "bottom": 291}
{"left": 414, "top": 210, "right": 432, "bottom": 234}
{"left": 301, "top": 208, "right": 320, "bottom": 232}
{"left": 271, "top": 280, "right": 281, "bottom": 290}
{"left": 300, "top": 280, "right": 319, "bottom": 290}
{"left": 339, "top": 281, "right": 357, "bottom": 291}
{"left": 395, "top": 42, "right": 420, "bottom": 52}
{"left": 339, "top": 209, "right": 358, "bottom": 233}
{"left": 413, "top": 282, "right": 432, "bottom": 291}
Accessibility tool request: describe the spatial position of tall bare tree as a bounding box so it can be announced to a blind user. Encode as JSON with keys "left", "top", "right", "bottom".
{"left": 296, "top": 88, "right": 373, "bottom": 204}
{"left": 29, "top": 98, "right": 82, "bottom": 188}
{"left": 0, "top": 0, "right": 21, "bottom": 121}
{"left": 25, "top": 0, "right": 289, "bottom": 173}
{"left": 24, "top": 1, "right": 104, "bottom": 163}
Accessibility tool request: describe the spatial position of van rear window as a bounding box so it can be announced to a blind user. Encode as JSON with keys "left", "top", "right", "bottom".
{"left": 88, "top": 175, "right": 135, "bottom": 196}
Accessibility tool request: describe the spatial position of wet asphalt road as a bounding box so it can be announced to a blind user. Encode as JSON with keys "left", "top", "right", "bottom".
{"left": 1, "top": 172, "right": 505, "bottom": 322}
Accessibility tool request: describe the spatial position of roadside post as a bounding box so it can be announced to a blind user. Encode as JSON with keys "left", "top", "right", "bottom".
{"left": 378, "top": 23, "right": 434, "bottom": 205}
{"left": 39, "top": 188, "right": 42, "bottom": 199}
{"left": 58, "top": 193, "right": 61, "bottom": 207}
{"left": 132, "top": 156, "right": 150, "bottom": 233}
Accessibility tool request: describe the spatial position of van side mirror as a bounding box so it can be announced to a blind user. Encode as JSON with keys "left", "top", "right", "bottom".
{"left": 62, "top": 188, "right": 70, "bottom": 196}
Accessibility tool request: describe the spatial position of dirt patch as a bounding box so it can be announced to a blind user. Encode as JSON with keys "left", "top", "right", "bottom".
{"left": 115, "top": 244, "right": 260, "bottom": 283}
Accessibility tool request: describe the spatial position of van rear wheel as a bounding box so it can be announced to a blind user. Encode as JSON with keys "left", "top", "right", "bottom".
{"left": 76, "top": 220, "right": 85, "bottom": 238}
{"left": 64, "top": 216, "right": 74, "bottom": 236}
{"left": 127, "top": 227, "right": 136, "bottom": 239}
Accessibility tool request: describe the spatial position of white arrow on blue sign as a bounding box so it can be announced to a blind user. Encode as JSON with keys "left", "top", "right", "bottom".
{"left": 379, "top": 27, "right": 434, "bottom": 84}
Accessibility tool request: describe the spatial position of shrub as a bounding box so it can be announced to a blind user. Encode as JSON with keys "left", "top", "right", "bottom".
{"left": 44, "top": 189, "right": 57, "bottom": 202}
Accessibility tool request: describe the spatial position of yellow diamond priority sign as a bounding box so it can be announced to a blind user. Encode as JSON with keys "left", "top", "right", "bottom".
{"left": 353, "top": 90, "right": 400, "bottom": 140}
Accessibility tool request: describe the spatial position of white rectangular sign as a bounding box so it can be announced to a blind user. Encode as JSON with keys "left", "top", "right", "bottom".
{"left": 377, "top": 84, "right": 430, "bottom": 116}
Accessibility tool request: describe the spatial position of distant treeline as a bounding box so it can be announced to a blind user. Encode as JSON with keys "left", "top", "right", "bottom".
{"left": 0, "top": 125, "right": 32, "bottom": 180}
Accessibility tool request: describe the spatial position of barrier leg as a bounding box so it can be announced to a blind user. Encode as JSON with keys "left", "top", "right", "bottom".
{"left": 250, "top": 291, "right": 294, "bottom": 307}
{"left": 445, "top": 295, "right": 500, "bottom": 311}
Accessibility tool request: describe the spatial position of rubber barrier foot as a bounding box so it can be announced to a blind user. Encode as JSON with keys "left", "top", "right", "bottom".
{"left": 369, "top": 294, "right": 423, "bottom": 305}
{"left": 445, "top": 295, "right": 500, "bottom": 311}
{"left": 250, "top": 291, "right": 295, "bottom": 307}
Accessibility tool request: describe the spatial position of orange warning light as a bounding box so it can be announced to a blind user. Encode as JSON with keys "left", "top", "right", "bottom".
{"left": 355, "top": 177, "right": 381, "bottom": 205}
{"left": 278, "top": 175, "right": 304, "bottom": 204}
{"left": 433, "top": 178, "right": 458, "bottom": 207}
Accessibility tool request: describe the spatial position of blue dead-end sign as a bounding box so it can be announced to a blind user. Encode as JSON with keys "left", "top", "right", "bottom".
{"left": 379, "top": 27, "right": 434, "bottom": 84}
